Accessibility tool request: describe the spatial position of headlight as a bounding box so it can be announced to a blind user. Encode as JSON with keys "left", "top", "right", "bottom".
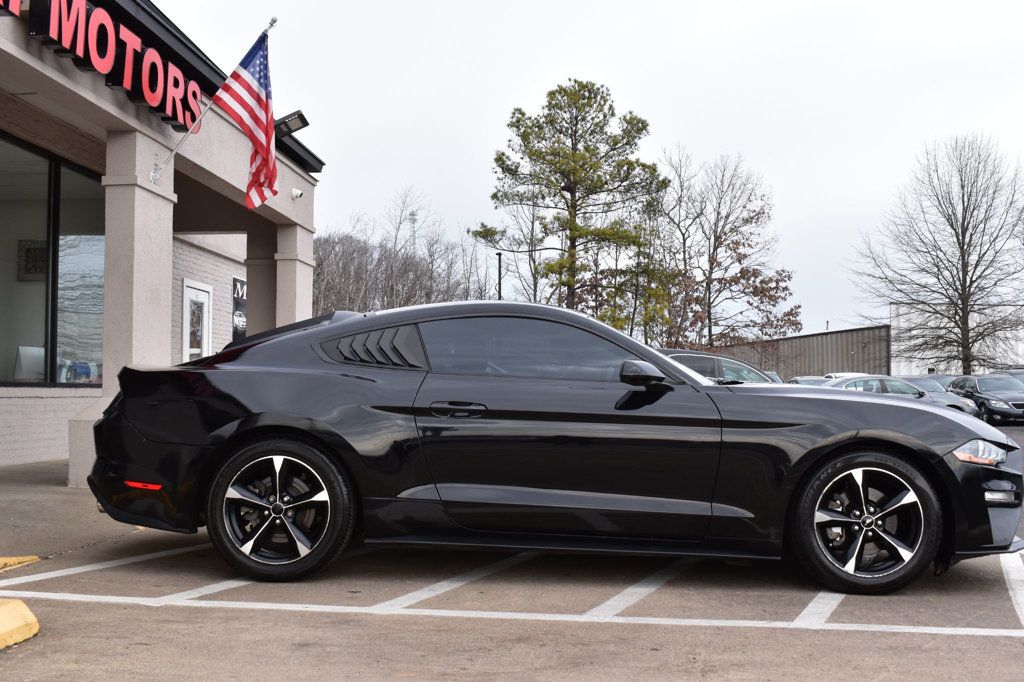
{"left": 989, "top": 400, "right": 1011, "bottom": 409}
{"left": 952, "top": 439, "right": 1007, "bottom": 466}
{"left": 959, "top": 397, "right": 976, "bottom": 408}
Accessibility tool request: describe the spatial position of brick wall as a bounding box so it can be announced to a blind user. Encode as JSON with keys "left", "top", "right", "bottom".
{"left": 0, "top": 387, "right": 101, "bottom": 467}
{"left": 171, "top": 235, "right": 247, "bottom": 363}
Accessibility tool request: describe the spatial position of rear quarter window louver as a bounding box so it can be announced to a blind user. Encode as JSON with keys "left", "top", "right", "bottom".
{"left": 318, "top": 325, "right": 428, "bottom": 369}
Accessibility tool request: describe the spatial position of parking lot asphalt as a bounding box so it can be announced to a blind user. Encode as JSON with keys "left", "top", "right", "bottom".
{"left": 3, "top": 429, "right": 1024, "bottom": 679}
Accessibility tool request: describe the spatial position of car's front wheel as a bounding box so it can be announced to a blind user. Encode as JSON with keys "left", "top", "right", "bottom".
{"left": 790, "top": 452, "right": 942, "bottom": 594}
{"left": 207, "top": 438, "right": 354, "bottom": 581}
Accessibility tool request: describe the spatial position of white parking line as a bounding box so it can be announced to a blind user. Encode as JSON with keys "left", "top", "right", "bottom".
{"left": 3, "top": 588, "right": 1024, "bottom": 638}
{"left": 585, "top": 558, "right": 689, "bottom": 619}
{"left": 370, "top": 552, "right": 537, "bottom": 611}
{"left": 791, "top": 591, "right": 845, "bottom": 626}
{"left": 154, "top": 579, "right": 253, "bottom": 604}
{"left": 0, "top": 544, "right": 210, "bottom": 588}
{"left": 999, "top": 551, "right": 1024, "bottom": 628}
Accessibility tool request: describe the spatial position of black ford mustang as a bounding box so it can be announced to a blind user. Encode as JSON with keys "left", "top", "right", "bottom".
{"left": 89, "top": 302, "right": 1024, "bottom": 594}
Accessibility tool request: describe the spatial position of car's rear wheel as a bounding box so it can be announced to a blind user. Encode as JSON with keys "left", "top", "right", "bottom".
{"left": 207, "top": 438, "right": 354, "bottom": 581}
{"left": 790, "top": 452, "right": 941, "bottom": 594}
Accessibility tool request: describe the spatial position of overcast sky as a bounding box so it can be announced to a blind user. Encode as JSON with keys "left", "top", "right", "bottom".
{"left": 158, "top": 0, "right": 1024, "bottom": 334}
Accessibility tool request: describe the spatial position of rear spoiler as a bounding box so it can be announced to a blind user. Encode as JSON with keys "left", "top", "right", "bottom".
{"left": 222, "top": 311, "right": 359, "bottom": 351}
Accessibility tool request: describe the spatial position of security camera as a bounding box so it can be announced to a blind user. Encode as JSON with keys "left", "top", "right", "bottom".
{"left": 291, "top": 188, "right": 304, "bottom": 200}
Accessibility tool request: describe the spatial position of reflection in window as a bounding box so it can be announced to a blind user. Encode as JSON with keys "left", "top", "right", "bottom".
{"left": 419, "top": 316, "right": 639, "bottom": 382}
{"left": 0, "top": 137, "right": 49, "bottom": 383}
{"left": 190, "top": 299, "right": 205, "bottom": 361}
{"left": 57, "top": 167, "right": 104, "bottom": 384}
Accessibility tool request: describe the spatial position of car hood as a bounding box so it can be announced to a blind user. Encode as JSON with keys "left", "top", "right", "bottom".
{"left": 721, "top": 383, "right": 1011, "bottom": 446}
{"left": 981, "top": 391, "right": 1024, "bottom": 402}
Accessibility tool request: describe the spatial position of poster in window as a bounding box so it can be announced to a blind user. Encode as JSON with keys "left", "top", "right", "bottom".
{"left": 17, "top": 240, "right": 47, "bottom": 281}
{"left": 232, "top": 277, "right": 247, "bottom": 344}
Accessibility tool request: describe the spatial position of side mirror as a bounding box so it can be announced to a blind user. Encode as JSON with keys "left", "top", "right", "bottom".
{"left": 620, "top": 360, "right": 666, "bottom": 386}
{"left": 917, "top": 390, "right": 927, "bottom": 399}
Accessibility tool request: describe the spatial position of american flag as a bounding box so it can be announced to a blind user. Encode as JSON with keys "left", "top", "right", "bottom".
{"left": 213, "top": 33, "right": 278, "bottom": 209}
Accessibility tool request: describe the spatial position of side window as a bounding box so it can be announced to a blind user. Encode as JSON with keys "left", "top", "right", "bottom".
{"left": 884, "top": 380, "right": 919, "bottom": 395}
{"left": 845, "top": 380, "right": 865, "bottom": 391}
{"left": 418, "top": 316, "right": 639, "bottom": 382}
{"left": 673, "top": 354, "right": 715, "bottom": 377}
{"left": 720, "top": 358, "right": 767, "bottom": 383}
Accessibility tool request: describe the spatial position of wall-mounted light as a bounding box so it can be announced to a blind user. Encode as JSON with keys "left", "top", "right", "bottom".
{"left": 275, "top": 110, "right": 309, "bottom": 139}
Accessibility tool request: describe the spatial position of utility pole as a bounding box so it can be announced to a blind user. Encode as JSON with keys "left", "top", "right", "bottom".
{"left": 496, "top": 251, "right": 503, "bottom": 300}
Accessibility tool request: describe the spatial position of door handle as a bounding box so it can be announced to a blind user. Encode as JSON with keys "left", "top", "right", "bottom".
{"left": 429, "top": 401, "right": 487, "bottom": 418}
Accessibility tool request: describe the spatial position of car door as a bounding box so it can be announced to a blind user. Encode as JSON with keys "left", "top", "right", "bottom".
{"left": 413, "top": 315, "right": 722, "bottom": 541}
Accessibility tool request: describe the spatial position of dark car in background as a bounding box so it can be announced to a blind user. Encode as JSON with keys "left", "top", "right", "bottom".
{"left": 89, "top": 302, "right": 1024, "bottom": 595}
{"left": 823, "top": 375, "right": 980, "bottom": 415}
{"left": 658, "top": 349, "right": 772, "bottom": 384}
{"left": 949, "top": 374, "right": 1024, "bottom": 424}
{"left": 894, "top": 376, "right": 980, "bottom": 416}
{"left": 788, "top": 376, "right": 829, "bottom": 386}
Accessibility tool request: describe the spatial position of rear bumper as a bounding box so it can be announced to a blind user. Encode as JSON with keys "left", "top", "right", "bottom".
{"left": 89, "top": 406, "right": 208, "bottom": 534}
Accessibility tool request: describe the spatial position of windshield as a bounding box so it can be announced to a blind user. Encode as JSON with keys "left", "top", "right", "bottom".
{"left": 903, "top": 378, "right": 945, "bottom": 392}
{"left": 978, "top": 376, "right": 1024, "bottom": 392}
{"left": 664, "top": 356, "right": 715, "bottom": 386}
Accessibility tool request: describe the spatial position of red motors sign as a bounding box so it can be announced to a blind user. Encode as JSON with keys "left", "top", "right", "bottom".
{"left": 1, "top": 0, "right": 202, "bottom": 131}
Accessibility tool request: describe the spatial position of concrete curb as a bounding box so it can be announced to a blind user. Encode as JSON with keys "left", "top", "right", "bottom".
{"left": 0, "top": 599, "right": 39, "bottom": 649}
{"left": 0, "top": 555, "right": 39, "bottom": 571}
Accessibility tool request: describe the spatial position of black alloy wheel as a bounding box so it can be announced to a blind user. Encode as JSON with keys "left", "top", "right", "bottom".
{"left": 790, "top": 452, "right": 942, "bottom": 594}
{"left": 207, "top": 439, "right": 354, "bottom": 580}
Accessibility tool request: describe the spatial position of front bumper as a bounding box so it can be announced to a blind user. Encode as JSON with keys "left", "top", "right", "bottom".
{"left": 984, "top": 404, "right": 1024, "bottom": 422}
{"left": 89, "top": 407, "right": 208, "bottom": 534}
{"left": 943, "top": 448, "right": 1024, "bottom": 558}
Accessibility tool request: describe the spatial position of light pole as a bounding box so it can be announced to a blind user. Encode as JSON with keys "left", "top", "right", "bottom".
{"left": 496, "top": 251, "right": 503, "bottom": 301}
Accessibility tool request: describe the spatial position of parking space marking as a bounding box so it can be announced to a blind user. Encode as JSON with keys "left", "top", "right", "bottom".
{"left": 5, "top": 588, "right": 1024, "bottom": 638}
{"left": 1000, "top": 552, "right": 1024, "bottom": 628}
{"left": 369, "top": 552, "right": 537, "bottom": 611}
{"left": 0, "top": 544, "right": 210, "bottom": 589}
{"left": 791, "top": 591, "right": 845, "bottom": 626}
{"left": 584, "top": 558, "right": 689, "bottom": 619}
{"left": 154, "top": 579, "right": 254, "bottom": 605}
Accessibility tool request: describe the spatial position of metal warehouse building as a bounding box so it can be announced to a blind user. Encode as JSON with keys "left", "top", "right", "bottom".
{"left": 719, "top": 325, "right": 892, "bottom": 379}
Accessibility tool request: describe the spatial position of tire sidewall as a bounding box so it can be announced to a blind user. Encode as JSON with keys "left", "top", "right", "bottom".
{"left": 792, "top": 451, "right": 942, "bottom": 594}
{"left": 207, "top": 438, "right": 353, "bottom": 581}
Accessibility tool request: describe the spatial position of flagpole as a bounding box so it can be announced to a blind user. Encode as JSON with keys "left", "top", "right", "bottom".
{"left": 149, "top": 17, "right": 278, "bottom": 185}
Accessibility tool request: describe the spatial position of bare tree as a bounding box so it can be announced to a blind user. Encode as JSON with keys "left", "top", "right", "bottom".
{"left": 855, "top": 135, "right": 1024, "bottom": 374}
{"left": 688, "top": 155, "right": 799, "bottom": 347}
{"left": 313, "top": 190, "right": 491, "bottom": 315}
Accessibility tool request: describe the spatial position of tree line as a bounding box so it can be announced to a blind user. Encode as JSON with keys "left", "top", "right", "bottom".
{"left": 315, "top": 78, "right": 802, "bottom": 350}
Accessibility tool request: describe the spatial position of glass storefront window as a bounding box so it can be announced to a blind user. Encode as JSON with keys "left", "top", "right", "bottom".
{"left": 57, "top": 167, "right": 104, "bottom": 385}
{"left": 0, "top": 133, "right": 104, "bottom": 385}
{"left": 0, "top": 137, "right": 49, "bottom": 383}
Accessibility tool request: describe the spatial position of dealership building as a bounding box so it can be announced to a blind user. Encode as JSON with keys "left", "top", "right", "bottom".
{"left": 0, "top": 0, "right": 323, "bottom": 485}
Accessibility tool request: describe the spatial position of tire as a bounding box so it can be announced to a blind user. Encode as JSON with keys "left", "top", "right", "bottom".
{"left": 789, "top": 451, "right": 942, "bottom": 595}
{"left": 979, "top": 405, "right": 991, "bottom": 423}
{"left": 207, "top": 438, "right": 355, "bottom": 581}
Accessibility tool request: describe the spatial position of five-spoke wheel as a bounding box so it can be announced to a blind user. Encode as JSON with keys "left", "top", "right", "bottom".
{"left": 207, "top": 439, "right": 354, "bottom": 580}
{"left": 791, "top": 452, "right": 942, "bottom": 594}
{"left": 813, "top": 467, "right": 923, "bottom": 578}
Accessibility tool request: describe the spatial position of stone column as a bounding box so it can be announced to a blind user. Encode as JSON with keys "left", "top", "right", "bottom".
{"left": 275, "top": 224, "right": 314, "bottom": 325}
{"left": 245, "top": 225, "right": 277, "bottom": 335}
{"left": 67, "top": 132, "right": 177, "bottom": 487}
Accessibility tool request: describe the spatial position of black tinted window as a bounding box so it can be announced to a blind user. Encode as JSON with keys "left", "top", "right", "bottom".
{"left": 419, "top": 316, "right": 638, "bottom": 381}
{"left": 672, "top": 354, "right": 715, "bottom": 377}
